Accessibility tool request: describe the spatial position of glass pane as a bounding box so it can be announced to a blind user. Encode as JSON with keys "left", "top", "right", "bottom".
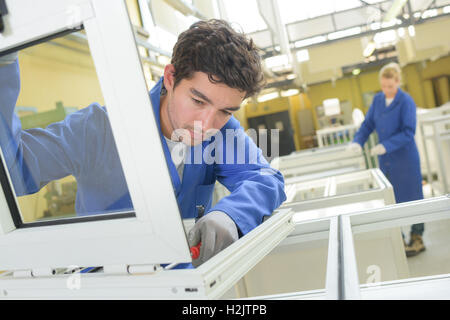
{"left": 286, "top": 179, "right": 328, "bottom": 202}
{"left": 353, "top": 217, "right": 450, "bottom": 286}
{"left": 284, "top": 170, "right": 383, "bottom": 205}
{"left": 421, "top": 119, "right": 450, "bottom": 196}
{"left": 292, "top": 200, "right": 385, "bottom": 222}
{"left": 221, "top": 227, "right": 330, "bottom": 298}
{"left": 0, "top": 32, "right": 134, "bottom": 224}
{"left": 334, "top": 171, "right": 380, "bottom": 196}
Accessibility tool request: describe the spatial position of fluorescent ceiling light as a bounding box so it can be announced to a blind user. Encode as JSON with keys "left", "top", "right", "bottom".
{"left": 328, "top": 27, "right": 361, "bottom": 40}
{"left": 381, "top": 20, "right": 396, "bottom": 28}
{"left": 408, "top": 25, "right": 416, "bottom": 37}
{"left": 374, "top": 30, "right": 397, "bottom": 46}
{"left": 352, "top": 68, "right": 361, "bottom": 76}
{"left": 296, "top": 49, "right": 310, "bottom": 62}
{"left": 444, "top": 6, "right": 450, "bottom": 14}
{"left": 370, "top": 22, "right": 381, "bottom": 30}
{"left": 421, "top": 9, "right": 437, "bottom": 19}
{"left": 294, "top": 36, "right": 326, "bottom": 48}
{"left": 363, "top": 41, "right": 376, "bottom": 57}
{"left": 257, "top": 92, "right": 280, "bottom": 103}
{"left": 286, "top": 74, "right": 297, "bottom": 80}
{"left": 281, "top": 89, "right": 300, "bottom": 97}
{"left": 397, "top": 27, "right": 405, "bottom": 38}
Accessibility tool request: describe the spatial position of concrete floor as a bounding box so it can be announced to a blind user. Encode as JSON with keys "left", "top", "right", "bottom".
{"left": 401, "top": 218, "right": 450, "bottom": 279}
{"left": 399, "top": 183, "right": 450, "bottom": 279}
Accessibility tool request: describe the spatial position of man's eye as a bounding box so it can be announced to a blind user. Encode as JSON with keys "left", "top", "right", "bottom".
{"left": 222, "top": 110, "right": 232, "bottom": 116}
{"left": 192, "top": 98, "right": 204, "bottom": 105}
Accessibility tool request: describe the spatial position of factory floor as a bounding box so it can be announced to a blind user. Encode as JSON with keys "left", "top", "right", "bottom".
{"left": 400, "top": 183, "right": 450, "bottom": 279}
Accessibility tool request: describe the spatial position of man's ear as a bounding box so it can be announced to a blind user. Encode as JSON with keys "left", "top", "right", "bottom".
{"left": 163, "top": 64, "right": 176, "bottom": 92}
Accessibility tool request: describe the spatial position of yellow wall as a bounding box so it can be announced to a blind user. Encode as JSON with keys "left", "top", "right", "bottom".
{"left": 245, "top": 54, "right": 449, "bottom": 152}
{"left": 305, "top": 54, "right": 450, "bottom": 115}
{"left": 15, "top": 35, "right": 104, "bottom": 222}
{"left": 289, "top": 93, "right": 313, "bottom": 149}
{"left": 245, "top": 96, "right": 303, "bottom": 150}
{"left": 17, "top": 43, "right": 103, "bottom": 112}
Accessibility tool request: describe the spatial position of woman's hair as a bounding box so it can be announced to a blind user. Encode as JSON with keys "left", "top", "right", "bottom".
{"left": 379, "top": 62, "right": 402, "bottom": 82}
{"left": 170, "top": 19, "right": 265, "bottom": 98}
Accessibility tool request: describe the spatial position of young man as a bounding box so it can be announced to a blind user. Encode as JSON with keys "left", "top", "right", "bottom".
{"left": 0, "top": 19, "right": 286, "bottom": 266}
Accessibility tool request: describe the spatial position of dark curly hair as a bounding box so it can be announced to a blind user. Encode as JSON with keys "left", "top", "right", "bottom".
{"left": 170, "top": 19, "right": 265, "bottom": 98}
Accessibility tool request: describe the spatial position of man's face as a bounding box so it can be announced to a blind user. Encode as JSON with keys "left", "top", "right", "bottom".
{"left": 162, "top": 66, "right": 246, "bottom": 146}
{"left": 380, "top": 77, "right": 399, "bottom": 99}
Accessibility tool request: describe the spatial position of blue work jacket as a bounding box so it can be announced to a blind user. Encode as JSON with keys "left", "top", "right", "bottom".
{"left": 0, "top": 60, "right": 286, "bottom": 236}
{"left": 353, "top": 88, "right": 423, "bottom": 203}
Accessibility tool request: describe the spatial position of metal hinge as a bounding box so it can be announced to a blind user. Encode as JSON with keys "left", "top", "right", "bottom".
{"left": 103, "top": 264, "right": 161, "bottom": 275}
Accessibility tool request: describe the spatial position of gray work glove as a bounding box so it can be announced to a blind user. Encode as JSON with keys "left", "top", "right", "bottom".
{"left": 370, "top": 143, "right": 386, "bottom": 156}
{"left": 0, "top": 52, "right": 18, "bottom": 66}
{"left": 346, "top": 142, "right": 362, "bottom": 155}
{"left": 188, "top": 211, "right": 239, "bottom": 267}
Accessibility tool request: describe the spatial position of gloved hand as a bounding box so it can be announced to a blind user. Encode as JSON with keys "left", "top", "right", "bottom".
{"left": 188, "top": 211, "right": 239, "bottom": 267}
{"left": 370, "top": 144, "right": 386, "bottom": 156}
{"left": 347, "top": 142, "right": 362, "bottom": 154}
{"left": 0, "top": 52, "right": 18, "bottom": 66}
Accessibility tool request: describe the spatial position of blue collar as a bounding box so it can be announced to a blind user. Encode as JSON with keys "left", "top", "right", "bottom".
{"left": 382, "top": 88, "right": 403, "bottom": 111}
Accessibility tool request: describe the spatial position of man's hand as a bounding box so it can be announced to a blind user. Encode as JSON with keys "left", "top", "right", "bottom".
{"left": 188, "top": 211, "right": 239, "bottom": 267}
{"left": 0, "top": 52, "right": 18, "bottom": 66}
{"left": 347, "top": 142, "right": 362, "bottom": 154}
{"left": 370, "top": 144, "right": 386, "bottom": 156}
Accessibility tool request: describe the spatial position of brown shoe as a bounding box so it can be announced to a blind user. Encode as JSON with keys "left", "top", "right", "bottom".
{"left": 405, "top": 233, "right": 426, "bottom": 257}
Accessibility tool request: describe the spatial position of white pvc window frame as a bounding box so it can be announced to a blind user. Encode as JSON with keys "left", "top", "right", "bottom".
{"left": 347, "top": 195, "right": 450, "bottom": 299}
{"left": 226, "top": 169, "right": 395, "bottom": 300}
{"left": 245, "top": 196, "right": 450, "bottom": 300}
{"left": 316, "top": 125, "right": 379, "bottom": 169}
{"left": 271, "top": 144, "right": 367, "bottom": 180}
{"left": 0, "top": 208, "right": 295, "bottom": 299}
{"left": 419, "top": 114, "right": 450, "bottom": 195}
{"left": 0, "top": 0, "right": 191, "bottom": 270}
{"left": 283, "top": 168, "right": 395, "bottom": 214}
{"left": 1, "top": 193, "right": 447, "bottom": 299}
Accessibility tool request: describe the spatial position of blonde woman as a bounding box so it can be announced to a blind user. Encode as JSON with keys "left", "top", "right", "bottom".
{"left": 349, "top": 62, "right": 425, "bottom": 257}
